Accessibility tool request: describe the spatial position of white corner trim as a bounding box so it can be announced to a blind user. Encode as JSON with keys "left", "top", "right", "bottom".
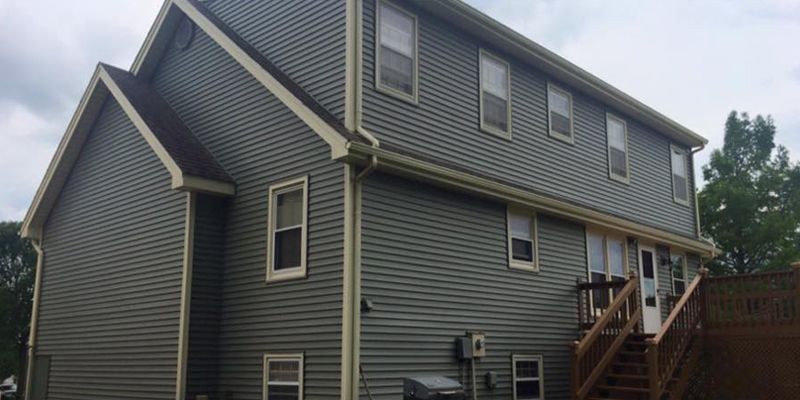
{"left": 175, "top": 192, "right": 196, "bottom": 400}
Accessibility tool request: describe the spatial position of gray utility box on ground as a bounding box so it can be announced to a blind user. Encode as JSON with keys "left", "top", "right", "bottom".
{"left": 403, "top": 376, "right": 466, "bottom": 400}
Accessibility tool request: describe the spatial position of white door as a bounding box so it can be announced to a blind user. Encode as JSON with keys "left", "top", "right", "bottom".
{"left": 638, "top": 246, "right": 661, "bottom": 334}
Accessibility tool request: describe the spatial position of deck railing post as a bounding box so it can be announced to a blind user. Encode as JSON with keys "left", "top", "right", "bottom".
{"left": 646, "top": 338, "right": 659, "bottom": 400}
{"left": 570, "top": 341, "right": 580, "bottom": 400}
{"left": 792, "top": 261, "right": 800, "bottom": 323}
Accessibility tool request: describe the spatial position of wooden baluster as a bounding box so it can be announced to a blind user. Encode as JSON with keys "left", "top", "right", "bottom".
{"left": 793, "top": 261, "right": 800, "bottom": 324}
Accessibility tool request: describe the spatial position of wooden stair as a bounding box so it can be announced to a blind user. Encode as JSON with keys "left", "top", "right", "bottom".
{"left": 586, "top": 333, "right": 700, "bottom": 400}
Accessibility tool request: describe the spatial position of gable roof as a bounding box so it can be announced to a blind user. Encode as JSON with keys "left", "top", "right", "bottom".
{"left": 131, "top": 0, "right": 371, "bottom": 158}
{"left": 410, "top": 0, "right": 708, "bottom": 148}
{"left": 20, "top": 63, "right": 234, "bottom": 239}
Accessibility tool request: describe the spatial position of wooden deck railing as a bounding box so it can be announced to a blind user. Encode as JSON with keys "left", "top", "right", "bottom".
{"left": 576, "top": 279, "right": 630, "bottom": 331}
{"left": 705, "top": 268, "right": 800, "bottom": 330}
{"left": 646, "top": 270, "right": 706, "bottom": 400}
{"left": 571, "top": 275, "right": 641, "bottom": 400}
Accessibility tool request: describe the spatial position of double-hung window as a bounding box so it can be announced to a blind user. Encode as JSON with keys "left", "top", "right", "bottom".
{"left": 507, "top": 209, "right": 538, "bottom": 271}
{"left": 267, "top": 177, "right": 308, "bottom": 282}
{"left": 671, "top": 253, "right": 688, "bottom": 295}
{"left": 480, "top": 50, "right": 511, "bottom": 137}
{"left": 671, "top": 145, "right": 690, "bottom": 205}
{"left": 377, "top": 0, "right": 417, "bottom": 102}
{"left": 606, "top": 114, "right": 629, "bottom": 183}
{"left": 547, "top": 83, "right": 573, "bottom": 143}
{"left": 263, "top": 354, "right": 303, "bottom": 400}
{"left": 512, "top": 355, "right": 544, "bottom": 400}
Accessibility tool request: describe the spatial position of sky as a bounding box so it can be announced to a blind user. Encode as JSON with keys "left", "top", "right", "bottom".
{"left": 0, "top": 0, "right": 798, "bottom": 221}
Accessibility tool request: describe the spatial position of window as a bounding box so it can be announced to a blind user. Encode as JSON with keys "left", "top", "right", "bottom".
{"left": 263, "top": 354, "right": 303, "bottom": 400}
{"left": 547, "top": 84, "right": 573, "bottom": 143}
{"left": 513, "top": 355, "right": 544, "bottom": 400}
{"left": 267, "top": 177, "right": 308, "bottom": 282}
{"left": 480, "top": 50, "right": 511, "bottom": 137}
{"left": 376, "top": 0, "right": 417, "bottom": 102}
{"left": 671, "top": 145, "right": 690, "bottom": 205}
{"left": 587, "top": 232, "right": 627, "bottom": 283}
{"left": 587, "top": 231, "right": 628, "bottom": 308}
{"left": 606, "top": 114, "right": 629, "bottom": 183}
{"left": 507, "top": 209, "right": 539, "bottom": 271}
{"left": 671, "top": 253, "right": 688, "bottom": 295}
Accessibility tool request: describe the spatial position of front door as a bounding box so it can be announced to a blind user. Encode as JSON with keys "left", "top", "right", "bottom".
{"left": 638, "top": 246, "right": 660, "bottom": 333}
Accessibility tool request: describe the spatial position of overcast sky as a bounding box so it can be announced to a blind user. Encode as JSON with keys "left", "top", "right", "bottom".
{"left": 0, "top": 0, "right": 798, "bottom": 221}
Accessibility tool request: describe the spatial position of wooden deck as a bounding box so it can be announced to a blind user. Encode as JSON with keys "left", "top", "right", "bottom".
{"left": 572, "top": 263, "right": 800, "bottom": 400}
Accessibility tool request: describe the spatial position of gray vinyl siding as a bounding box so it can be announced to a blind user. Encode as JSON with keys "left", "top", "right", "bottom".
{"left": 187, "top": 194, "right": 227, "bottom": 399}
{"left": 656, "top": 246, "right": 702, "bottom": 321}
{"left": 359, "top": 172, "right": 586, "bottom": 400}
{"left": 206, "top": 0, "right": 347, "bottom": 119}
{"left": 36, "top": 99, "right": 186, "bottom": 399}
{"left": 361, "top": 0, "right": 697, "bottom": 238}
{"left": 151, "top": 25, "right": 344, "bottom": 400}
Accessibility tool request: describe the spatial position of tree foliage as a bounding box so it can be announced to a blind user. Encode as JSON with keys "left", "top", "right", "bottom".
{"left": 0, "top": 221, "right": 36, "bottom": 380}
{"left": 699, "top": 111, "right": 800, "bottom": 275}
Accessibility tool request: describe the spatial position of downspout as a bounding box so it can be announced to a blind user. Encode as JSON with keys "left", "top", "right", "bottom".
{"left": 690, "top": 144, "right": 705, "bottom": 242}
{"left": 24, "top": 237, "right": 45, "bottom": 400}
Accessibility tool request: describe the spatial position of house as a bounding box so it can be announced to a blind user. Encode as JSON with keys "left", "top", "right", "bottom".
{"left": 23, "top": 0, "right": 794, "bottom": 399}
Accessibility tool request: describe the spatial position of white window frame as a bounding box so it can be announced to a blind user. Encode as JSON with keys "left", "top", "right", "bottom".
{"left": 670, "top": 144, "right": 691, "bottom": 206}
{"left": 670, "top": 252, "right": 689, "bottom": 295}
{"left": 263, "top": 353, "right": 304, "bottom": 400}
{"left": 479, "top": 49, "right": 512, "bottom": 139}
{"left": 375, "top": 0, "right": 419, "bottom": 104}
{"left": 512, "top": 354, "right": 545, "bottom": 400}
{"left": 585, "top": 230, "right": 629, "bottom": 282}
{"left": 507, "top": 207, "right": 540, "bottom": 272}
{"left": 266, "top": 176, "right": 309, "bottom": 283}
{"left": 546, "top": 83, "right": 574, "bottom": 144}
{"left": 606, "top": 113, "right": 630, "bottom": 184}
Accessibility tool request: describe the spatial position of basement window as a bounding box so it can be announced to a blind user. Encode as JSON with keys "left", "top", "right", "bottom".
{"left": 480, "top": 50, "right": 512, "bottom": 137}
{"left": 606, "top": 113, "right": 630, "bottom": 183}
{"left": 513, "top": 355, "right": 544, "bottom": 400}
{"left": 547, "top": 83, "right": 573, "bottom": 143}
{"left": 264, "top": 354, "right": 303, "bottom": 400}
{"left": 376, "top": 0, "right": 418, "bottom": 102}
{"left": 507, "top": 208, "right": 539, "bottom": 272}
{"left": 671, "top": 145, "right": 690, "bottom": 205}
{"left": 267, "top": 177, "right": 308, "bottom": 282}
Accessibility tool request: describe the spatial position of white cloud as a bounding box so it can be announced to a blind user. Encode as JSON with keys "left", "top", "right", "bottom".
{"left": 0, "top": 0, "right": 161, "bottom": 220}
{"left": 1, "top": 1, "right": 798, "bottom": 221}
{"left": 466, "top": 0, "right": 800, "bottom": 183}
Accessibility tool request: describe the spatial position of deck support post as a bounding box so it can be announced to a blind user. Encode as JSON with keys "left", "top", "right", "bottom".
{"left": 792, "top": 261, "right": 800, "bottom": 319}
{"left": 646, "top": 339, "right": 659, "bottom": 400}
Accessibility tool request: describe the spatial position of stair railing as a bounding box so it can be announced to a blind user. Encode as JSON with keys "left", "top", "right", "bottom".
{"left": 646, "top": 269, "right": 707, "bottom": 400}
{"left": 571, "top": 273, "right": 641, "bottom": 400}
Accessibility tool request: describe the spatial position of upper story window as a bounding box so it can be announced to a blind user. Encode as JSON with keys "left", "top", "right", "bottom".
{"left": 376, "top": 0, "right": 418, "bottom": 102}
{"left": 267, "top": 177, "right": 308, "bottom": 282}
{"left": 512, "top": 355, "right": 544, "bottom": 400}
{"left": 480, "top": 50, "right": 511, "bottom": 137}
{"left": 606, "top": 114, "right": 630, "bottom": 183}
{"left": 507, "top": 208, "right": 539, "bottom": 271}
{"left": 547, "top": 83, "right": 573, "bottom": 143}
{"left": 671, "top": 253, "right": 688, "bottom": 295}
{"left": 264, "top": 354, "right": 303, "bottom": 400}
{"left": 671, "top": 145, "right": 690, "bottom": 205}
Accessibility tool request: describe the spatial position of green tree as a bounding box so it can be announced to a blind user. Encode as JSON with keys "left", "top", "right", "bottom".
{"left": 0, "top": 221, "right": 36, "bottom": 382}
{"left": 699, "top": 111, "right": 800, "bottom": 275}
